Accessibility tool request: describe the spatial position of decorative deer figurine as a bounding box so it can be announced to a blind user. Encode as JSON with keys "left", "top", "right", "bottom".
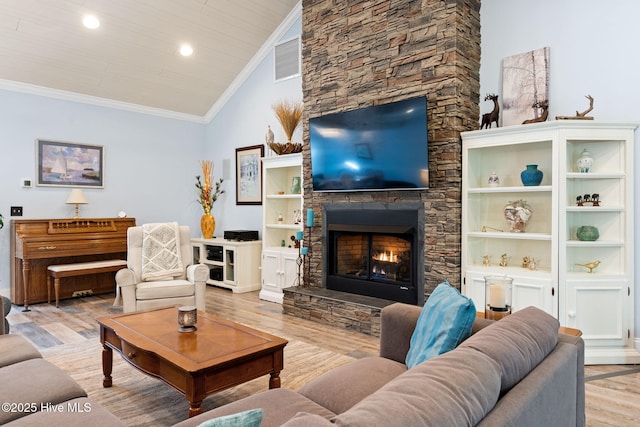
{"left": 481, "top": 94, "right": 499, "bottom": 129}
{"left": 522, "top": 99, "right": 549, "bottom": 124}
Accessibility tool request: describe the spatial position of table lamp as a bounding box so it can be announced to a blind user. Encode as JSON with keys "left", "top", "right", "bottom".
{"left": 66, "top": 189, "right": 88, "bottom": 218}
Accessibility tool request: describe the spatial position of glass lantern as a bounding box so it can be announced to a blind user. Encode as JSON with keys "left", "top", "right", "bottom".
{"left": 484, "top": 275, "right": 513, "bottom": 320}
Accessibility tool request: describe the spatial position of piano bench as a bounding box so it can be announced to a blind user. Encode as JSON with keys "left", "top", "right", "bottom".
{"left": 47, "top": 260, "right": 127, "bottom": 308}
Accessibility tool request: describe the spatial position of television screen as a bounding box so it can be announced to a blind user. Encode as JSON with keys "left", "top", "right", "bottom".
{"left": 309, "top": 96, "right": 428, "bottom": 192}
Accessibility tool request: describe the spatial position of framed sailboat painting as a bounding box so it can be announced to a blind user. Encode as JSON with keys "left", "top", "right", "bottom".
{"left": 36, "top": 139, "right": 104, "bottom": 188}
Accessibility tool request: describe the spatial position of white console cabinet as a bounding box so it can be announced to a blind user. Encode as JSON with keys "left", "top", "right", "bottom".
{"left": 192, "top": 238, "right": 261, "bottom": 293}
{"left": 461, "top": 121, "right": 637, "bottom": 364}
{"left": 260, "top": 153, "right": 303, "bottom": 303}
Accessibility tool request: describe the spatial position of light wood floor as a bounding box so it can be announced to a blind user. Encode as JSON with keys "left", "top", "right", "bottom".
{"left": 6, "top": 286, "right": 640, "bottom": 426}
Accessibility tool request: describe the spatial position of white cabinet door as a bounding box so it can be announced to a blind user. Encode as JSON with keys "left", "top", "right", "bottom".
{"left": 464, "top": 270, "right": 556, "bottom": 316}
{"left": 261, "top": 249, "right": 281, "bottom": 291}
{"left": 282, "top": 250, "right": 300, "bottom": 288}
{"left": 564, "top": 278, "right": 629, "bottom": 347}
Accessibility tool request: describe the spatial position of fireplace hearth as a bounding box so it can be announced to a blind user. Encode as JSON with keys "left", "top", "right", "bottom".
{"left": 324, "top": 203, "right": 425, "bottom": 305}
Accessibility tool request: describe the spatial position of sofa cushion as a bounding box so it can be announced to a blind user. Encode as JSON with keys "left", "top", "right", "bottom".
{"left": 405, "top": 281, "right": 476, "bottom": 368}
{"left": 458, "top": 305, "right": 559, "bottom": 392}
{"left": 4, "top": 398, "right": 125, "bottom": 427}
{"left": 173, "top": 388, "right": 336, "bottom": 427}
{"left": 334, "top": 346, "right": 502, "bottom": 427}
{"left": 196, "top": 408, "right": 263, "bottom": 427}
{"left": 281, "top": 412, "right": 334, "bottom": 426}
{"left": 298, "top": 356, "right": 407, "bottom": 414}
{"left": 0, "top": 335, "right": 42, "bottom": 368}
{"left": 0, "top": 359, "right": 87, "bottom": 424}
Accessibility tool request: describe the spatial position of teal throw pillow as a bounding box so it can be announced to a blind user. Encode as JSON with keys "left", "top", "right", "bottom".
{"left": 405, "top": 281, "right": 476, "bottom": 368}
{"left": 196, "top": 408, "right": 263, "bottom": 427}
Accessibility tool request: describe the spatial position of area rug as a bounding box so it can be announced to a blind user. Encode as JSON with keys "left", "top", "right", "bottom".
{"left": 42, "top": 338, "right": 355, "bottom": 426}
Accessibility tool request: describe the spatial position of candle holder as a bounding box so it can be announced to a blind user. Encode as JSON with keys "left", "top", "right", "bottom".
{"left": 178, "top": 306, "right": 197, "bottom": 332}
{"left": 484, "top": 275, "right": 513, "bottom": 320}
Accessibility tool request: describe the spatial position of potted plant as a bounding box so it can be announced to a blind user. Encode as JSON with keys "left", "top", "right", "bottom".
{"left": 196, "top": 160, "right": 224, "bottom": 239}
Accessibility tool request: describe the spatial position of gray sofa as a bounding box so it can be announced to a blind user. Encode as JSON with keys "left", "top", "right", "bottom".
{"left": 175, "top": 303, "right": 585, "bottom": 427}
{"left": 0, "top": 334, "right": 124, "bottom": 426}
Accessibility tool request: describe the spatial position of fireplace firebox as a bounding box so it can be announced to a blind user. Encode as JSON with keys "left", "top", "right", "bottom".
{"left": 324, "top": 204, "right": 424, "bottom": 305}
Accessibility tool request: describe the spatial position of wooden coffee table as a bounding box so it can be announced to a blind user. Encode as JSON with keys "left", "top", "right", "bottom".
{"left": 97, "top": 307, "right": 288, "bottom": 417}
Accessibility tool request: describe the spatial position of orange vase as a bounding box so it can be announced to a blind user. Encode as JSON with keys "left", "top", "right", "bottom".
{"left": 201, "top": 211, "right": 215, "bottom": 239}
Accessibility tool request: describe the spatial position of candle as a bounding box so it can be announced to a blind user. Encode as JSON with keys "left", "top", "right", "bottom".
{"left": 488, "top": 284, "right": 506, "bottom": 309}
{"left": 307, "top": 209, "right": 315, "bottom": 227}
{"left": 296, "top": 231, "right": 304, "bottom": 240}
{"left": 301, "top": 247, "right": 308, "bottom": 255}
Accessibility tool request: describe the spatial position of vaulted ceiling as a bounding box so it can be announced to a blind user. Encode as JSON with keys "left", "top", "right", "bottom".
{"left": 0, "top": 0, "right": 300, "bottom": 120}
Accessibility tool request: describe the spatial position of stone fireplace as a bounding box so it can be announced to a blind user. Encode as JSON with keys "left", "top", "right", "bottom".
{"left": 324, "top": 203, "right": 424, "bottom": 305}
{"left": 283, "top": 0, "right": 481, "bottom": 336}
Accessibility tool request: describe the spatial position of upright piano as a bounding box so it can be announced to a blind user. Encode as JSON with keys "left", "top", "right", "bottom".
{"left": 10, "top": 218, "right": 136, "bottom": 308}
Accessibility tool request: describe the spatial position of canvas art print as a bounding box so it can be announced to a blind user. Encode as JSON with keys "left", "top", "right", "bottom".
{"left": 36, "top": 139, "right": 104, "bottom": 187}
{"left": 502, "top": 47, "right": 550, "bottom": 126}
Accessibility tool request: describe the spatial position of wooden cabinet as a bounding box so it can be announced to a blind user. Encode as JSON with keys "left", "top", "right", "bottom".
{"left": 260, "top": 153, "right": 303, "bottom": 303}
{"left": 191, "top": 238, "right": 261, "bottom": 293}
{"left": 10, "top": 217, "right": 135, "bottom": 306}
{"left": 461, "top": 121, "right": 637, "bottom": 364}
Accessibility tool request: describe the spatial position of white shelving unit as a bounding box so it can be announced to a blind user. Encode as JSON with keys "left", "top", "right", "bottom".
{"left": 260, "top": 153, "right": 303, "bottom": 304}
{"left": 461, "top": 121, "right": 638, "bottom": 364}
{"left": 191, "top": 238, "right": 262, "bottom": 293}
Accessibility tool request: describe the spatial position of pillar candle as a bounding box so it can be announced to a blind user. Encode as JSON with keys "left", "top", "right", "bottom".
{"left": 307, "top": 209, "right": 315, "bottom": 227}
{"left": 301, "top": 247, "right": 308, "bottom": 255}
{"left": 488, "top": 284, "right": 506, "bottom": 309}
{"left": 296, "top": 231, "right": 304, "bottom": 240}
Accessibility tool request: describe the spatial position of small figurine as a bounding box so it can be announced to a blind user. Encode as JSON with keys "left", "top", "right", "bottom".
{"left": 522, "top": 99, "right": 549, "bottom": 124}
{"left": 583, "top": 194, "right": 591, "bottom": 203}
{"left": 265, "top": 125, "right": 275, "bottom": 145}
{"left": 522, "top": 256, "right": 530, "bottom": 268}
{"left": 556, "top": 95, "right": 594, "bottom": 120}
{"left": 499, "top": 253, "right": 509, "bottom": 267}
{"left": 482, "top": 255, "right": 491, "bottom": 267}
{"left": 576, "top": 195, "right": 583, "bottom": 206}
{"left": 481, "top": 94, "right": 499, "bottom": 129}
{"left": 591, "top": 193, "right": 600, "bottom": 206}
{"left": 576, "top": 260, "right": 601, "bottom": 273}
{"left": 528, "top": 258, "right": 538, "bottom": 271}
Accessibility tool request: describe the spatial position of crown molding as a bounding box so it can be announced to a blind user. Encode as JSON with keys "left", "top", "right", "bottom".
{"left": 203, "top": 1, "right": 302, "bottom": 123}
{"left": 0, "top": 78, "right": 206, "bottom": 124}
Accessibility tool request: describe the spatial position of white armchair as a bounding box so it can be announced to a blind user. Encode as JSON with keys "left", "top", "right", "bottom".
{"left": 116, "top": 224, "right": 208, "bottom": 313}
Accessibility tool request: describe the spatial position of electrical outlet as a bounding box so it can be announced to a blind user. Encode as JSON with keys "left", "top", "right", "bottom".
{"left": 11, "top": 206, "right": 23, "bottom": 216}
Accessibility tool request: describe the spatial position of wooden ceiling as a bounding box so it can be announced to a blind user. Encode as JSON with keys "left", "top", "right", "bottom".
{"left": 0, "top": 0, "right": 300, "bottom": 119}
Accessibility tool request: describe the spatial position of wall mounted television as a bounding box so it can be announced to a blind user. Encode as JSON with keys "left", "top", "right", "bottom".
{"left": 309, "top": 96, "right": 428, "bottom": 192}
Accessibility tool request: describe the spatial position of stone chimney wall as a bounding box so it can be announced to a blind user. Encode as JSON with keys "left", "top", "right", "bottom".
{"left": 300, "top": 0, "right": 481, "bottom": 298}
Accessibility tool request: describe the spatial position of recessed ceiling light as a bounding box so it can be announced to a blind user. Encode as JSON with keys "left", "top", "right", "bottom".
{"left": 179, "top": 44, "right": 194, "bottom": 57}
{"left": 82, "top": 14, "right": 100, "bottom": 30}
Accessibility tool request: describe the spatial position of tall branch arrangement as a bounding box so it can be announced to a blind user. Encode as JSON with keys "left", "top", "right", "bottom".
{"left": 196, "top": 160, "right": 224, "bottom": 213}
{"left": 272, "top": 99, "right": 303, "bottom": 143}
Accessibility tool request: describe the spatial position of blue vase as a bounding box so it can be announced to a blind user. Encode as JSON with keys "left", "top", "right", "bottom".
{"left": 520, "top": 164, "right": 543, "bottom": 186}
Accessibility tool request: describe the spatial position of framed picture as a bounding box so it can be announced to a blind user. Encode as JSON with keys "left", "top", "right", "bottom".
{"left": 36, "top": 139, "right": 104, "bottom": 188}
{"left": 235, "top": 144, "right": 264, "bottom": 205}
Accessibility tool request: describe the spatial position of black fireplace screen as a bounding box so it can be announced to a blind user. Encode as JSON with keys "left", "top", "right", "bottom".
{"left": 333, "top": 232, "right": 412, "bottom": 284}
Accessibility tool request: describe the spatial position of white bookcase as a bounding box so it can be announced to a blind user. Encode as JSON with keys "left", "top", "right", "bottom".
{"left": 260, "top": 153, "right": 303, "bottom": 303}
{"left": 191, "top": 238, "right": 262, "bottom": 293}
{"left": 461, "top": 121, "right": 638, "bottom": 364}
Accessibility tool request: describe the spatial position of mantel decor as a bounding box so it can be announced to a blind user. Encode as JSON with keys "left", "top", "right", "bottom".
{"left": 236, "top": 145, "right": 264, "bottom": 205}
{"left": 268, "top": 99, "right": 303, "bottom": 155}
{"left": 36, "top": 139, "right": 104, "bottom": 188}
{"left": 196, "top": 160, "right": 224, "bottom": 239}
